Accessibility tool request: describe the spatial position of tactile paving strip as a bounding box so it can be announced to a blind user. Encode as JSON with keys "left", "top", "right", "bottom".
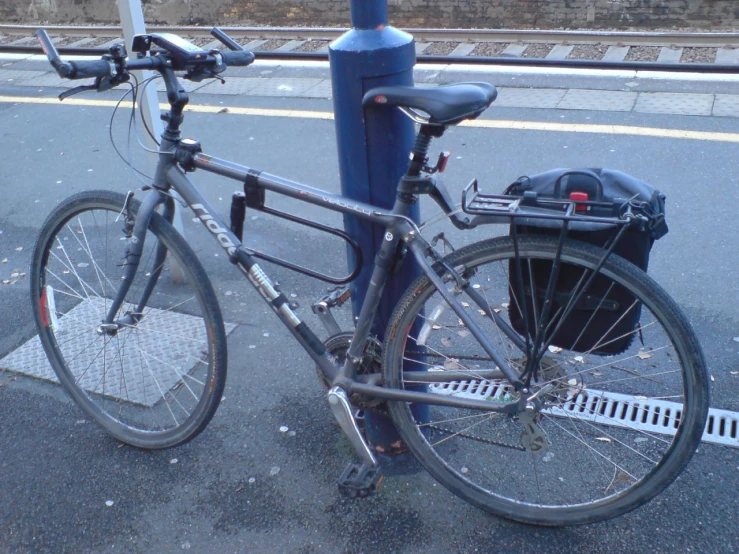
{"left": 634, "top": 92, "right": 715, "bottom": 116}
{"left": 0, "top": 297, "right": 235, "bottom": 406}
{"left": 558, "top": 89, "right": 637, "bottom": 112}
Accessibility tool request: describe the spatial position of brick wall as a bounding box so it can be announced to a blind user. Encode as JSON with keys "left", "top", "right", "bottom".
{"left": 4, "top": 0, "right": 739, "bottom": 29}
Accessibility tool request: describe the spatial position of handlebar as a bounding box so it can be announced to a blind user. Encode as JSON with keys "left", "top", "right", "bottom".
{"left": 35, "top": 28, "right": 255, "bottom": 82}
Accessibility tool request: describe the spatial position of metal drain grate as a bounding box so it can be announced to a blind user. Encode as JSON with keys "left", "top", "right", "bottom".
{"left": 431, "top": 379, "right": 739, "bottom": 449}
{"left": 0, "top": 297, "right": 236, "bottom": 406}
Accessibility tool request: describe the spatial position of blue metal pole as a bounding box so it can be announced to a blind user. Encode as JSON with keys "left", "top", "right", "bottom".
{"left": 329, "top": 0, "right": 420, "bottom": 453}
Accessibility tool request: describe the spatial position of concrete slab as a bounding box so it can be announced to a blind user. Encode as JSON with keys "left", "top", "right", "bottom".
{"left": 494, "top": 87, "right": 567, "bottom": 109}
{"left": 501, "top": 44, "right": 526, "bottom": 57}
{"left": 274, "top": 40, "right": 306, "bottom": 53}
{"left": 558, "top": 88, "right": 637, "bottom": 111}
{"left": 634, "top": 91, "right": 714, "bottom": 116}
{"left": 712, "top": 94, "right": 739, "bottom": 117}
{"left": 546, "top": 44, "right": 574, "bottom": 59}
{"left": 657, "top": 47, "right": 683, "bottom": 64}
{"left": 715, "top": 48, "right": 739, "bottom": 64}
{"left": 602, "top": 46, "right": 629, "bottom": 62}
{"left": 415, "top": 42, "right": 431, "bottom": 55}
{"left": 449, "top": 43, "right": 475, "bottom": 57}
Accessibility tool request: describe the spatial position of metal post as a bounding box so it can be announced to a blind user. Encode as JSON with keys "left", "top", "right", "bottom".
{"left": 330, "top": 0, "right": 421, "bottom": 452}
{"left": 117, "top": 0, "right": 185, "bottom": 282}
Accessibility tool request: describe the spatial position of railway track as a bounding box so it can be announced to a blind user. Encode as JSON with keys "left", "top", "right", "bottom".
{"left": 2, "top": 24, "right": 739, "bottom": 70}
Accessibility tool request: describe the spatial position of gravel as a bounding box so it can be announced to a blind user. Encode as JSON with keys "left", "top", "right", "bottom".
{"left": 294, "top": 39, "right": 331, "bottom": 52}
{"left": 424, "top": 41, "right": 460, "bottom": 56}
{"left": 680, "top": 47, "right": 716, "bottom": 63}
{"left": 522, "top": 43, "right": 555, "bottom": 58}
{"left": 624, "top": 46, "right": 661, "bottom": 62}
{"left": 568, "top": 43, "right": 609, "bottom": 60}
{"left": 469, "top": 42, "right": 508, "bottom": 57}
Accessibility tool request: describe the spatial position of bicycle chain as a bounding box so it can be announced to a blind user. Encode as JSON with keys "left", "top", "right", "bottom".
{"left": 426, "top": 423, "right": 526, "bottom": 451}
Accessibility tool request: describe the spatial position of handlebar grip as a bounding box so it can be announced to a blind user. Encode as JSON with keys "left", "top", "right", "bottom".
{"left": 220, "top": 50, "right": 255, "bottom": 67}
{"left": 210, "top": 28, "right": 243, "bottom": 51}
{"left": 66, "top": 59, "right": 114, "bottom": 80}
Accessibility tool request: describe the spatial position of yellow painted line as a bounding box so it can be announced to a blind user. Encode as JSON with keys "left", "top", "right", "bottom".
{"left": 459, "top": 118, "right": 739, "bottom": 143}
{"left": 1, "top": 93, "right": 738, "bottom": 143}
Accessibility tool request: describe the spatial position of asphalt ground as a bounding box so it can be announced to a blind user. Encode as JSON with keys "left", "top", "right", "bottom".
{"left": 1, "top": 57, "right": 739, "bottom": 553}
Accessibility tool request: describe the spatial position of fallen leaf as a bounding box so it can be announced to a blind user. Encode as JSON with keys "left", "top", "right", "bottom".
{"left": 279, "top": 426, "right": 289, "bottom": 433}
{"left": 574, "top": 355, "right": 585, "bottom": 363}
{"left": 1, "top": 259, "right": 6, "bottom": 263}
{"left": 548, "top": 346, "right": 563, "bottom": 354}
{"left": 635, "top": 395, "right": 648, "bottom": 401}
{"left": 461, "top": 301, "right": 470, "bottom": 308}
{"left": 235, "top": 485, "right": 245, "bottom": 493}
{"left": 710, "top": 375, "right": 715, "bottom": 382}
{"left": 637, "top": 351, "right": 652, "bottom": 360}
{"left": 432, "top": 324, "right": 441, "bottom": 330}
{"left": 567, "top": 378, "right": 578, "bottom": 386}
{"left": 457, "top": 330, "right": 470, "bottom": 338}
{"left": 441, "top": 337, "right": 452, "bottom": 347}
{"left": 14, "top": 247, "right": 22, "bottom": 252}
{"left": 595, "top": 437, "right": 612, "bottom": 443}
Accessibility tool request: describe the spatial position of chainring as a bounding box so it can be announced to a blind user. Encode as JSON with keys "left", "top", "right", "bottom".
{"left": 316, "top": 332, "right": 385, "bottom": 410}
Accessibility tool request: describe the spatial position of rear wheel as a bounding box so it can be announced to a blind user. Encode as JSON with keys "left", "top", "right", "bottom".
{"left": 383, "top": 235, "right": 708, "bottom": 525}
{"left": 30, "top": 190, "right": 227, "bottom": 449}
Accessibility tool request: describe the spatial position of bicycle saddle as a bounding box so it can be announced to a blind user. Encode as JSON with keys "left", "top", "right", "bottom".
{"left": 362, "top": 82, "right": 497, "bottom": 126}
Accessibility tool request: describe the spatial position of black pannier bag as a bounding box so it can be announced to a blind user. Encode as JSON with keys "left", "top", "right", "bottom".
{"left": 503, "top": 168, "right": 668, "bottom": 355}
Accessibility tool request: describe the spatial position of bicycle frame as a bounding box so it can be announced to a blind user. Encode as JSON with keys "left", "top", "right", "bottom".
{"left": 101, "top": 125, "right": 528, "bottom": 419}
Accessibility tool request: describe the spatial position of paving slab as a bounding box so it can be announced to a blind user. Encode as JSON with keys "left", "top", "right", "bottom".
{"left": 634, "top": 91, "right": 715, "bottom": 116}
{"left": 558, "top": 88, "right": 637, "bottom": 112}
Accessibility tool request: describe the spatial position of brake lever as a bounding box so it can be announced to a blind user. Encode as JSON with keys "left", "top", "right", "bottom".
{"left": 58, "top": 84, "right": 97, "bottom": 101}
{"left": 58, "top": 71, "right": 130, "bottom": 101}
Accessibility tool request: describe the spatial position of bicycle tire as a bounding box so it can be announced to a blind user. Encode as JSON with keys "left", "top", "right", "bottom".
{"left": 383, "top": 235, "right": 708, "bottom": 526}
{"left": 30, "top": 190, "right": 227, "bottom": 449}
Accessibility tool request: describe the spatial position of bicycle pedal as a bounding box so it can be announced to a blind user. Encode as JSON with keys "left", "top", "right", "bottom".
{"left": 337, "top": 462, "right": 384, "bottom": 498}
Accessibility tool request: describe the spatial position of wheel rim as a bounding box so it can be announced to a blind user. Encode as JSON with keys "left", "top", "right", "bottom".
{"left": 386, "top": 237, "right": 705, "bottom": 523}
{"left": 35, "top": 199, "right": 219, "bottom": 445}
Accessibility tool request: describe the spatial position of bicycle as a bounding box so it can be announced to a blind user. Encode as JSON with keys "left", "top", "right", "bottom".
{"left": 30, "top": 27, "right": 709, "bottom": 526}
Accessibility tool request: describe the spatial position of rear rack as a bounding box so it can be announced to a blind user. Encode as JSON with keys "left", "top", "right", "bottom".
{"left": 461, "top": 179, "right": 633, "bottom": 228}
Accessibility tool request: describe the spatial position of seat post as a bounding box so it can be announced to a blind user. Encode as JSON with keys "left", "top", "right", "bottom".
{"left": 405, "top": 124, "right": 445, "bottom": 178}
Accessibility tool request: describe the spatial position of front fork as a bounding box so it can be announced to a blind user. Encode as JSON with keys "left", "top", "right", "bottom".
{"left": 99, "top": 189, "right": 174, "bottom": 333}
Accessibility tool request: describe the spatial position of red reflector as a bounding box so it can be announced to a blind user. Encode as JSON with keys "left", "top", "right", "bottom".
{"left": 40, "top": 288, "right": 49, "bottom": 328}
{"left": 569, "top": 191, "right": 588, "bottom": 212}
{"left": 439, "top": 153, "right": 450, "bottom": 173}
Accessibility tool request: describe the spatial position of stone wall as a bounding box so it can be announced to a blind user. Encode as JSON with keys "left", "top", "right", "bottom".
{"left": 3, "top": 0, "right": 739, "bottom": 30}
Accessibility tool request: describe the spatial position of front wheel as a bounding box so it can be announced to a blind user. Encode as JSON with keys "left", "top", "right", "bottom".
{"left": 383, "top": 235, "right": 708, "bottom": 526}
{"left": 30, "top": 190, "right": 227, "bottom": 449}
